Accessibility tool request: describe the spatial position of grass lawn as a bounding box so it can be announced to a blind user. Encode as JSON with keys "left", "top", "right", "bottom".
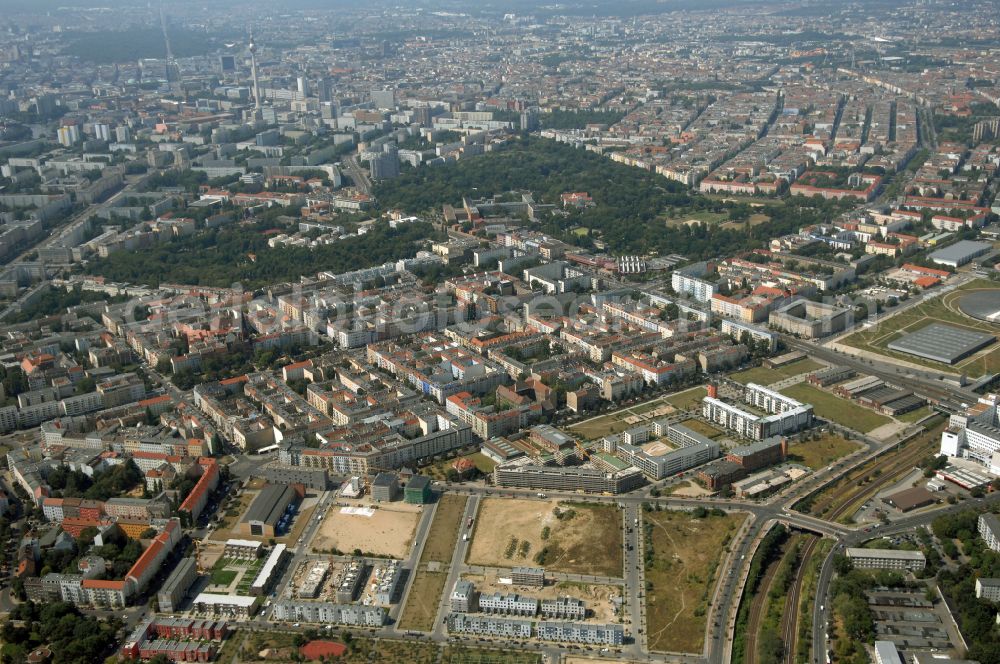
{"left": 208, "top": 487, "right": 257, "bottom": 541}
{"left": 538, "top": 502, "right": 623, "bottom": 577}
{"left": 840, "top": 279, "right": 1000, "bottom": 378}
{"left": 786, "top": 433, "right": 862, "bottom": 470}
{"left": 442, "top": 646, "right": 543, "bottom": 664}
{"left": 896, "top": 406, "right": 934, "bottom": 424}
{"left": 420, "top": 495, "right": 468, "bottom": 565}
{"left": 661, "top": 480, "right": 694, "bottom": 496}
{"left": 664, "top": 386, "right": 708, "bottom": 411}
{"left": 730, "top": 358, "right": 825, "bottom": 386}
{"left": 666, "top": 210, "right": 729, "bottom": 227}
{"left": 798, "top": 421, "right": 945, "bottom": 521}
{"left": 677, "top": 418, "right": 725, "bottom": 439}
{"left": 424, "top": 452, "right": 498, "bottom": 480}
{"left": 731, "top": 365, "right": 786, "bottom": 385}
{"left": 210, "top": 568, "right": 238, "bottom": 586}
{"left": 569, "top": 412, "right": 634, "bottom": 440}
{"left": 644, "top": 510, "right": 747, "bottom": 653}
{"left": 781, "top": 383, "right": 891, "bottom": 433}
{"left": 398, "top": 569, "right": 448, "bottom": 632}
{"left": 341, "top": 639, "right": 440, "bottom": 664}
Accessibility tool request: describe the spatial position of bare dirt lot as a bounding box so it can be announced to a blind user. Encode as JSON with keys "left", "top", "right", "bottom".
{"left": 466, "top": 498, "right": 623, "bottom": 578}
{"left": 311, "top": 503, "right": 422, "bottom": 559}
{"left": 461, "top": 570, "right": 622, "bottom": 622}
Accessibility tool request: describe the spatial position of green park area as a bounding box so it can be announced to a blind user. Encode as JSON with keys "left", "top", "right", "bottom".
{"left": 781, "top": 383, "right": 891, "bottom": 433}
{"left": 730, "top": 358, "right": 825, "bottom": 386}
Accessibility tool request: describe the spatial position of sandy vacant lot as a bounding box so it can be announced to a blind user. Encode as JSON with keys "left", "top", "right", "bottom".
{"left": 467, "top": 498, "right": 622, "bottom": 578}
{"left": 462, "top": 570, "right": 622, "bottom": 622}
{"left": 312, "top": 503, "right": 421, "bottom": 559}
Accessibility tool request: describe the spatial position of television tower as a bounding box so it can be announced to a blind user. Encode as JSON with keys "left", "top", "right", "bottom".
{"left": 248, "top": 29, "right": 262, "bottom": 112}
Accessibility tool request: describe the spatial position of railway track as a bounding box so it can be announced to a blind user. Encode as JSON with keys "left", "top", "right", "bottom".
{"left": 743, "top": 547, "right": 782, "bottom": 664}
{"left": 806, "top": 424, "right": 941, "bottom": 521}
{"left": 780, "top": 534, "right": 820, "bottom": 664}
{"left": 745, "top": 534, "right": 802, "bottom": 664}
{"left": 824, "top": 432, "right": 938, "bottom": 523}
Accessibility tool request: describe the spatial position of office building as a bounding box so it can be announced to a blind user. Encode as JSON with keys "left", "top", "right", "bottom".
{"left": 450, "top": 580, "right": 478, "bottom": 612}
{"left": 404, "top": 475, "right": 432, "bottom": 504}
{"left": 493, "top": 459, "right": 645, "bottom": 494}
{"left": 845, "top": 547, "right": 925, "bottom": 571}
{"left": 371, "top": 473, "right": 400, "bottom": 502}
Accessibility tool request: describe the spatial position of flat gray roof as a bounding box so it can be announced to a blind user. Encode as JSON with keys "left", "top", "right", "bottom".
{"left": 243, "top": 483, "right": 296, "bottom": 525}
{"left": 846, "top": 547, "right": 926, "bottom": 560}
{"left": 929, "top": 240, "right": 992, "bottom": 266}
{"left": 887, "top": 322, "right": 995, "bottom": 364}
{"left": 875, "top": 641, "right": 904, "bottom": 664}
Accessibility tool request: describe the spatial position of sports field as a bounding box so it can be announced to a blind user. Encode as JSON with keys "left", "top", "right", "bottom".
{"left": 840, "top": 279, "right": 1000, "bottom": 377}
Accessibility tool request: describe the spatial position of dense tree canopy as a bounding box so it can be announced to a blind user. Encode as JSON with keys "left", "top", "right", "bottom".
{"left": 84, "top": 218, "right": 440, "bottom": 288}
{"left": 374, "top": 136, "right": 855, "bottom": 260}
{"left": 47, "top": 460, "right": 143, "bottom": 501}
{"left": 3, "top": 601, "right": 120, "bottom": 664}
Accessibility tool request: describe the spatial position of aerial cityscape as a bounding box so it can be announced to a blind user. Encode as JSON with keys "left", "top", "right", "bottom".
{"left": 0, "top": 1, "right": 999, "bottom": 664}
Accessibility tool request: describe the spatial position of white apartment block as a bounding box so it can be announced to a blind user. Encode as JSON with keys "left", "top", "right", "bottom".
{"left": 980, "top": 513, "right": 1000, "bottom": 552}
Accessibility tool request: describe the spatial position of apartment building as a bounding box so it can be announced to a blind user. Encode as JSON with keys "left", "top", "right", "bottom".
{"left": 603, "top": 421, "right": 720, "bottom": 480}
{"left": 536, "top": 621, "right": 625, "bottom": 646}
{"left": 540, "top": 596, "right": 586, "bottom": 620}
{"left": 478, "top": 592, "right": 539, "bottom": 616}
{"left": 511, "top": 567, "right": 545, "bottom": 588}
{"left": 271, "top": 601, "right": 387, "bottom": 626}
{"left": 702, "top": 384, "right": 813, "bottom": 440}
{"left": 447, "top": 614, "right": 533, "bottom": 638}
{"left": 157, "top": 557, "right": 198, "bottom": 614}
{"left": 980, "top": 513, "right": 1000, "bottom": 552}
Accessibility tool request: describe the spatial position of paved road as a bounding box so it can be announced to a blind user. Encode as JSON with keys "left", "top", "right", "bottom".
{"left": 623, "top": 503, "right": 644, "bottom": 655}
{"left": 431, "top": 494, "right": 479, "bottom": 640}
{"left": 810, "top": 493, "right": 1000, "bottom": 662}
{"left": 342, "top": 155, "right": 373, "bottom": 196}
{"left": 389, "top": 500, "right": 437, "bottom": 625}
{"left": 784, "top": 336, "right": 978, "bottom": 407}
